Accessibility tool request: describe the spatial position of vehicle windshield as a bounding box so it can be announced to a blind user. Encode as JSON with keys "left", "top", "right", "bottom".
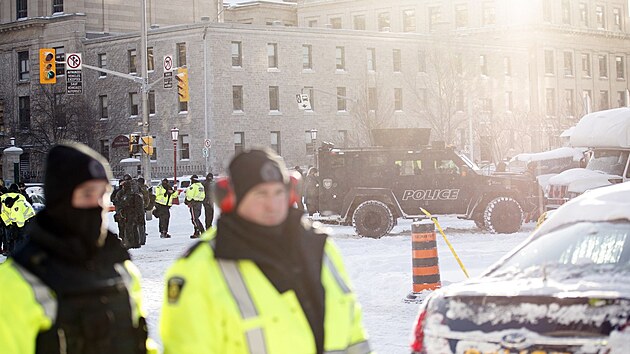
{"left": 458, "top": 152, "right": 481, "bottom": 171}
{"left": 491, "top": 221, "right": 630, "bottom": 278}
{"left": 586, "top": 150, "right": 629, "bottom": 176}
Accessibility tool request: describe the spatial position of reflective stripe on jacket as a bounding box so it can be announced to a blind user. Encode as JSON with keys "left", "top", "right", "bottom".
{"left": 185, "top": 182, "right": 205, "bottom": 202}
{"left": 160, "top": 231, "right": 371, "bottom": 354}
{"left": 155, "top": 185, "right": 178, "bottom": 207}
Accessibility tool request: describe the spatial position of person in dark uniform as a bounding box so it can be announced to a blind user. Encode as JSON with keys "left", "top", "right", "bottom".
{"left": 0, "top": 142, "right": 157, "bottom": 354}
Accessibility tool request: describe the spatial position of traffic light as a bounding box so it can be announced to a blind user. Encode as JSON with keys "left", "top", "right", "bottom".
{"left": 39, "top": 48, "right": 56, "bottom": 84}
{"left": 129, "top": 133, "right": 140, "bottom": 154}
{"left": 141, "top": 136, "right": 154, "bottom": 156}
{"left": 176, "top": 67, "right": 189, "bottom": 102}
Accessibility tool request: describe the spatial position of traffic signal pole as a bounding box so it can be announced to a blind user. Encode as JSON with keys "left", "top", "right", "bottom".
{"left": 139, "top": 0, "right": 151, "bottom": 183}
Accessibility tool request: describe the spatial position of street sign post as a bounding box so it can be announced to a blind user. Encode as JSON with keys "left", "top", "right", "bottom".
{"left": 163, "top": 55, "right": 173, "bottom": 89}
{"left": 65, "top": 53, "right": 83, "bottom": 95}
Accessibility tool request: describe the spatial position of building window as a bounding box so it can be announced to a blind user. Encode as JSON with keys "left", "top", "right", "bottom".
{"left": 128, "top": 49, "right": 137, "bottom": 73}
{"left": 454, "top": 53, "right": 463, "bottom": 75}
{"left": 304, "top": 86, "right": 315, "bottom": 111}
{"left": 583, "top": 90, "right": 592, "bottom": 110}
{"left": 565, "top": 89, "right": 575, "bottom": 115}
{"left": 180, "top": 135, "right": 190, "bottom": 160}
{"left": 455, "top": 90, "right": 464, "bottom": 111}
{"left": 599, "top": 55, "right": 608, "bottom": 78}
{"left": 618, "top": 91, "right": 627, "bottom": 107}
{"left": 595, "top": 5, "right": 605, "bottom": 29}
{"left": 269, "top": 86, "right": 279, "bottom": 111}
{"left": 378, "top": 12, "right": 391, "bottom": 31}
{"left": 233, "top": 85, "right": 243, "bottom": 111}
{"left": 394, "top": 88, "right": 403, "bottom": 111}
{"left": 481, "top": 98, "right": 493, "bottom": 112}
{"left": 99, "top": 95, "right": 108, "bottom": 119}
{"left": 419, "top": 89, "right": 427, "bottom": 108}
{"left": 100, "top": 139, "right": 110, "bottom": 161}
{"left": 16, "top": 0, "right": 27, "bottom": 19}
{"left": 330, "top": 17, "right": 342, "bottom": 29}
{"left": 234, "top": 132, "right": 245, "bottom": 154}
{"left": 480, "top": 54, "right": 488, "bottom": 75}
{"left": 505, "top": 91, "right": 513, "bottom": 111}
{"left": 337, "top": 87, "right": 347, "bottom": 111}
{"left": 148, "top": 90, "right": 156, "bottom": 115}
{"left": 482, "top": 2, "right": 496, "bottom": 25}
{"left": 179, "top": 99, "right": 188, "bottom": 112}
{"left": 546, "top": 89, "right": 556, "bottom": 116}
{"left": 302, "top": 44, "right": 312, "bottom": 70}
{"left": 349, "top": 14, "right": 365, "bottom": 30}
{"left": 429, "top": 6, "right": 442, "bottom": 30}
{"left": 393, "top": 49, "right": 401, "bottom": 72}
{"left": 232, "top": 41, "right": 242, "bottom": 67}
{"left": 504, "top": 57, "right": 512, "bottom": 76}
{"left": 613, "top": 8, "right": 622, "bottom": 30}
{"left": 267, "top": 43, "right": 278, "bottom": 69}
{"left": 147, "top": 47, "right": 154, "bottom": 71}
{"left": 149, "top": 136, "right": 157, "bottom": 161}
{"left": 418, "top": 50, "right": 426, "bottom": 72}
{"left": 599, "top": 90, "right": 609, "bottom": 110}
{"left": 18, "top": 51, "right": 29, "bottom": 81}
{"left": 335, "top": 46, "right": 345, "bottom": 70}
{"left": 563, "top": 51, "right": 573, "bottom": 76}
{"left": 129, "top": 93, "right": 138, "bottom": 116}
{"left": 98, "top": 53, "right": 107, "bottom": 77}
{"left": 308, "top": 19, "right": 317, "bottom": 27}
{"left": 367, "top": 48, "right": 376, "bottom": 71}
{"left": 305, "top": 131, "right": 315, "bottom": 153}
{"left": 579, "top": 3, "right": 588, "bottom": 26}
{"left": 403, "top": 9, "right": 416, "bottom": 32}
{"left": 582, "top": 53, "right": 591, "bottom": 77}
{"left": 616, "top": 56, "right": 625, "bottom": 79}
{"left": 368, "top": 87, "right": 377, "bottom": 110}
{"left": 337, "top": 130, "right": 348, "bottom": 148}
{"left": 270, "top": 131, "right": 281, "bottom": 155}
{"left": 544, "top": 50, "right": 554, "bottom": 75}
{"left": 543, "top": 0, "right": 552, "bottom": 22}
{"left": 18, "top": 96, "right": 30, "bottom": 130}
{"left": 53, "top": 0, "right": 63, "bottom": 13}
{"left": 561, "top": 0, "right": 571, "bottom": 24}
{"left": 176, "top": 43, "right": 186, "bottom": 67}
{"left": 54, "top": 46, "right": 65, "bottom": 76}
{"left": 455, "top": 4, "right": 468, "bottom": 28}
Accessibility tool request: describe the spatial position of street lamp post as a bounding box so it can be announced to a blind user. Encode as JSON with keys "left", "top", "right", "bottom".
{"left": 171, "top": 127, "right": 179, "bottom": 185}
{"left": 310, "top": 129, "right": 318, "bottom": 169}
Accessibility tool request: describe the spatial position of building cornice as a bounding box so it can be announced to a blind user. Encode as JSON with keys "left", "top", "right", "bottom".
{"left": 0, "top": 13, "right": 85, "bottom": 33}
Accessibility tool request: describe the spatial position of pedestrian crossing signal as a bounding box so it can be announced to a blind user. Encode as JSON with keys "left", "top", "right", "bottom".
{"left": 39, "top": 48, "right": 56, "bottom": 84}
{"left": 129, "top": 133, "right": 140, "bottom": 154}
{"left": 176, "top": 67, "right": 189, "bottom": 102}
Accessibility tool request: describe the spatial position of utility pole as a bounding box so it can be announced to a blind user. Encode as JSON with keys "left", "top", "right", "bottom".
{"left": 140, "top": 0, "right": 151, "bottom": 182}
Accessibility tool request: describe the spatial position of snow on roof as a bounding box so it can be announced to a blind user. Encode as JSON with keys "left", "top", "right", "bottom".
{"left": 510, "top": 147, "right": 586, "bottom": 163}
{"left": 570, "top": 107, "right": 630, "bottom": 148}
{"left": 559, "top": 127, "right": 574, "bottom": 138}
{"left": 535, "top": 181, "right": 630, "bottom": 236}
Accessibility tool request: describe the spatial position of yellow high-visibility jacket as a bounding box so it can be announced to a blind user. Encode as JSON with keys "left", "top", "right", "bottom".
{"left": 184, "top": 182, "right": 205, "bottom": 202}
{"left": 160, "top": 231, "right": 372, "bottom": 354}
{"left": 0, "top": 255, "right": 157, "bottom": 354}
{"left": 155, "top": 184, "right": 179, "bottom": 207}
{"left": 0, "top": 192, "right": 33, "bottom": 227}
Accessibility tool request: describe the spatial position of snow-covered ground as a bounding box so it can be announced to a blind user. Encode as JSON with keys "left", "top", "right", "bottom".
{"left": 2, "top": 206, "right": 535, "bottom": 353}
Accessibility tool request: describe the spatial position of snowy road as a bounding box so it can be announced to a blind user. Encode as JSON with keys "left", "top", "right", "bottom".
{"left": 2, "top": 206, "right": 535, "bottom": 353}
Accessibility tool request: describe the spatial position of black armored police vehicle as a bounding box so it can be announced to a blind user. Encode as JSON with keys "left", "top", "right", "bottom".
{"left": 312, "top": 129, "right": 539, "bottom": 238}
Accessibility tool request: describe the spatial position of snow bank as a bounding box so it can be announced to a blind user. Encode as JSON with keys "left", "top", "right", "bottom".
{"left": 570, "top": 107, "right": 630, "bottom": 148}
{"left": 511, "top": 147, "right": 586, "bottom": 163}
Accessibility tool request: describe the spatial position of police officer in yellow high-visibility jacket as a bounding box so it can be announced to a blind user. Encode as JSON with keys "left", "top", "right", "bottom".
{"left": 1, "top": 185, "right": 35, "bottom": 254}
{"left": 161, "top": 149, "right": 372, "bottom": 354}
{"left": 154, "top": 178, "right": 179, "bottom": 238}
{"left": 0, "top": 143, "right": 157, "bottom": 354}
{"left": 184, "top": 175, "right": 205, "bottom": 238}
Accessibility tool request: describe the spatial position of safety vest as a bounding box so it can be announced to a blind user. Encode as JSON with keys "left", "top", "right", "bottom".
{"left": 185, "top": 182, "right": 205, "bottom": 202}
{"left": 160, "top": 232, "right": 372, "bottom": 354}
{"left": 155, "top": 185, "right": 178, "bottom": 207}
{"left": 1, "top": 193, "right": 35, "bottom": 228}
{"left": 0, "top": 259, "right": 157, "bottom": 354}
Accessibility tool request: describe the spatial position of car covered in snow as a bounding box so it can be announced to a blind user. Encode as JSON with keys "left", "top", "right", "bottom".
{"left": 545, "top": 107, "right": 630, "bottom": 210}
{"left": 411, "top": 181, "right": 630, "bottom": 354}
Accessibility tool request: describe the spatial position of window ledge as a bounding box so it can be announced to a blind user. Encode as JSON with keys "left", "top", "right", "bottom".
{"left": 335, "top": 69, "right": 347, "bottom": 73}
{"left": 98, "top": 75, "right": 107, "bottom": 79}
{"left": 99, "top": 118, "right": 109, "bottom": 121}
{"left": 149, "top": 113, "right": 156, "bottom": 117}
{"left": 232, "top": 110, "right": 245, "bottom": 115}
{"left": 180, "top": 159, "right": 190, "bottom": 162}
{"left": 232, "top": 66, "right": 243, "bottom": 70}
{"left": 130, "top": 115, "right": 138, "bottom": 118}
{"left": 267, "top": 68, "right": 280, "bottom": 73}
{"left": 268, "top": 111, "right": 283, "bottom": 116}
{"left": 179, "top": 111, "right": 188, "bottom": 115}
{"left": 336, "top": 110, "right": 349, "bottom": 114}
{"left": 302, "top": 69, "right": 314, "bottom": 73}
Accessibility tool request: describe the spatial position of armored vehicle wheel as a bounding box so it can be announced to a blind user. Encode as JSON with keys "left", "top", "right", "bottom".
{"left": 352, "top": 200, "right": 394, "bottom": 238}
{"left": 483, "top": 197, "right": 523, "bottom": 234}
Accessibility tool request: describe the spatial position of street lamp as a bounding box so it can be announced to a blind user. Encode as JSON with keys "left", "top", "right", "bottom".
{"left": 171, "top": 127, "right": 179, "bottom": 185}
{"left": 310, "top": 129, "right": 318, "bottom": 168}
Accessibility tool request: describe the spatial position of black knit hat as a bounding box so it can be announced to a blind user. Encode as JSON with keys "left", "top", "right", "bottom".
{"left": 228, "top": 148, "right": 289, "bottom": 203}
{"left": 44, "top": 142, "right": 112, "bottom": 206}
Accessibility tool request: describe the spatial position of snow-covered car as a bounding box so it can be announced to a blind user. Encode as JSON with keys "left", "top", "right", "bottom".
{"left": 30, "top": 193, "right": 45, "bottom": 213}
{"left": 411, "top": 181, "right": 630, "bottom": 354}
